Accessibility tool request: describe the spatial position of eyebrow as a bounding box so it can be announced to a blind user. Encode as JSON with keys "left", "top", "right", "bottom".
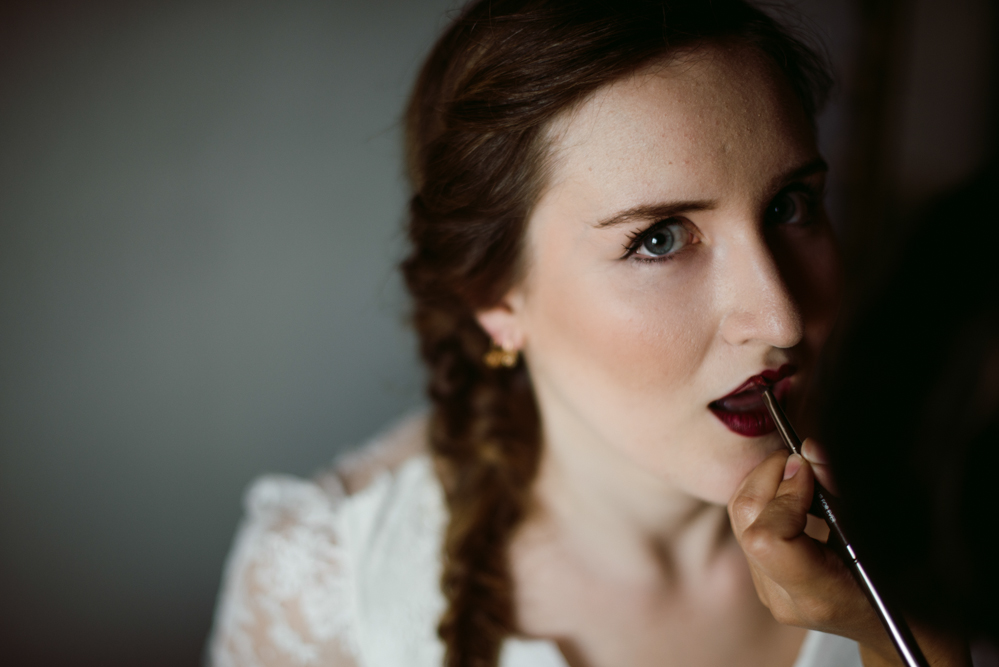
{"left": 778, "top": 157, "right": 829, "bottom": 185}
{"left": 594, "top": 157, "right": 830, "bottom": 229}
{"left": 595, "top": 200, "right": 716, "bottom": 228}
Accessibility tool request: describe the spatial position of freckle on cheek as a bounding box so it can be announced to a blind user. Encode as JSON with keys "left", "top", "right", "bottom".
{"left": 534, "top": 277, "right": 698, "bottom": 397}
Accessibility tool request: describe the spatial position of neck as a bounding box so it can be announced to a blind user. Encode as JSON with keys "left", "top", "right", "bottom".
{"left": 525, "top": 404, "right": 734, "bottom": 586}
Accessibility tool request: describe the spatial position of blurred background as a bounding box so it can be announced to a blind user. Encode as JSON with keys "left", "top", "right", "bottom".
{"left": 0, "top": 0, "right": 995, "bottom": 665}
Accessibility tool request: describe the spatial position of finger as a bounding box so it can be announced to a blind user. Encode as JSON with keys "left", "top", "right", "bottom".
{"left": 755, "top": 454, "right": 814, "bottom": 541}
{"left": 740, "top": 456, "right": 827, "bottom": 585}
{"left": 802, "top": 438, "right": 839, "bottom": 495}
{"left": 728, "top": 449, "right": 789, "bottom": 535}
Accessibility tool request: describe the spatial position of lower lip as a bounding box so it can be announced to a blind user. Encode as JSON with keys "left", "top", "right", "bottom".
{"left": 709, "top": 379, "right": 790, "bottom": 437}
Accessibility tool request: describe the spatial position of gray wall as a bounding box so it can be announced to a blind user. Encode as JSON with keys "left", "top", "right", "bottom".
{"left": 0, "top": 1, "right": 453, "bottom": 664}
{"left": 0, "top": 1, "right": 993, "bottom": 665}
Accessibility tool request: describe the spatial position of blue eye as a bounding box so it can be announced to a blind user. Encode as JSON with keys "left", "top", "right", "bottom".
{"left": 629, "top": 220, "right": 695, "bottom": 260}
{"left": 767, "top": 190, "right": 812, "bottom": 226}
{"left": 642, "top": 226, "right": 674, "bottom": 256}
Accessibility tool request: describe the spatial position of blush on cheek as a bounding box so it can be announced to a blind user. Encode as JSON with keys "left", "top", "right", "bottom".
{"left": 527, "top": 263, "right": 702, "bottom": 400}
{"left": 521, "top": 244, "right": 718, "bottom": 479}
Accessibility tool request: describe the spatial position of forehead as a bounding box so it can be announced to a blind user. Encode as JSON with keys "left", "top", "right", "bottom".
{"left": 538, "top": 44, "right": 816, "bottom": 214}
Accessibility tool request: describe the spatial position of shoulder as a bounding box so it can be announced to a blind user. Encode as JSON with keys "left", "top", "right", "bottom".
{"left": 312, "top": 411, "right": 446, "bottom": 579}
{"left": 208, "top": 411, "right": 446, "bottom": 667}
{"left": 231, "top": 410, "right": 436, "bottom": 596}
{"left": 322, "top": 410, "right": 431, "bottom": 496}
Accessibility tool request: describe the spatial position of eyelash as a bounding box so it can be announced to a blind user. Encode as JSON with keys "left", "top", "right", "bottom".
{"left": 621, "top": 218, "right": 692, "bottom": 264}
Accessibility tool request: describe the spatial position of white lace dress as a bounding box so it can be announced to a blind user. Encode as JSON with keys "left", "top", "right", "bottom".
{"left": 207, "top": 414, "right": 863, "bottom": 667}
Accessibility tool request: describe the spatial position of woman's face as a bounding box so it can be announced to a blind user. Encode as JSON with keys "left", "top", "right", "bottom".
{"left": 482, "top": 45, "right": 840, "bottom": 505}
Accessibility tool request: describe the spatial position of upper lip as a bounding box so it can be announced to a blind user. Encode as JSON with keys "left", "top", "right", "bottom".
{"left": 717, "top": 363, "right": 797, "bottom": 400}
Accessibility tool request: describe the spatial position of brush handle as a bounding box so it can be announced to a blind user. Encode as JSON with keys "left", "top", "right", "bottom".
{"left": 760, "top": 389, "right": 930, "bottom": 667}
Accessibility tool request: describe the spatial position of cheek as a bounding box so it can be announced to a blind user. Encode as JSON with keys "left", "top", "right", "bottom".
{"left": 526, "top": 258, "right": 710, "bottom": 397}
{"left": 519, "top": 244, "right": 721, "bottom": 474}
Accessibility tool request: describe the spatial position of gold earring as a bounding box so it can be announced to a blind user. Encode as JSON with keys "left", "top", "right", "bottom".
{"left": 484, "top": 342, "right": 519, "bottom": 368}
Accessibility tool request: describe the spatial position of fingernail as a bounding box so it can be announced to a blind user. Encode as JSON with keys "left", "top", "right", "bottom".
{"left": 802, "top": 438, "right": 829, "bottom": 465}
{"left": 783, "top": 454, "right": 803, "bottom": 480}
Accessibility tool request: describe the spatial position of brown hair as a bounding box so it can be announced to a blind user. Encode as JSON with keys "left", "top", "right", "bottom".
{"left": 400, "top": 2, "right": 832, "bottom": 665}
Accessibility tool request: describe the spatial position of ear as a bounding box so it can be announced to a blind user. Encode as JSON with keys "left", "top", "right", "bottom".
{"left": 475, "top": 288, "right": 526, "bottom": 351}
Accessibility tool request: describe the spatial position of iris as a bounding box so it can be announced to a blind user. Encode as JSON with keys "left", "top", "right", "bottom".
{"left": 642, "top": 226, "right": 674, "bottom": 256}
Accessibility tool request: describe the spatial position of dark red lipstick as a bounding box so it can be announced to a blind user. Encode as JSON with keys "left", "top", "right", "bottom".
{"left": 708, "top": 364, "right": 796, "bottom": 437}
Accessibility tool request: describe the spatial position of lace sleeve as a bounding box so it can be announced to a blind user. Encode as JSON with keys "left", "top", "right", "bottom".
{"left": 207, "top": 474, "right": 359, "bottom": 667}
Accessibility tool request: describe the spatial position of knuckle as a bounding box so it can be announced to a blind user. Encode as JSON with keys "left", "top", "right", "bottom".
{"left": 729, "top": 493, "right": 762, "bottom": 527}
{"left": 740, "top": 523, "right": 777, "bottom": 559}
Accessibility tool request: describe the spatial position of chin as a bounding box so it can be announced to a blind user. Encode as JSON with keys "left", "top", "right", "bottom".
{"left": 704, "top": 430, "right": 785, "bottom": 504}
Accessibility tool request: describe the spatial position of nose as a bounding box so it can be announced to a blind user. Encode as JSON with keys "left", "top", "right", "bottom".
{"left": 717, "top": 230, "right": 803, "bottom": 349}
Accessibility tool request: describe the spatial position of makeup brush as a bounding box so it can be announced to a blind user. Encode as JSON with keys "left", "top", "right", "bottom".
{"left": 761, "top": 388, "right": 930, "bottom": 667}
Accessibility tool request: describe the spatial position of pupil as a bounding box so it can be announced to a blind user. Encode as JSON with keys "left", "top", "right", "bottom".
{"left": 643, "top": 228, "right": 673, "bottom": 255}
{"left": 772, "top": 195, "right": 793, "bottom": 223}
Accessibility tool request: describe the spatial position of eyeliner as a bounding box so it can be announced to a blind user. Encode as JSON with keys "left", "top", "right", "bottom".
{"left": 760, "top": 388, "right": 930, "bottom": 667}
